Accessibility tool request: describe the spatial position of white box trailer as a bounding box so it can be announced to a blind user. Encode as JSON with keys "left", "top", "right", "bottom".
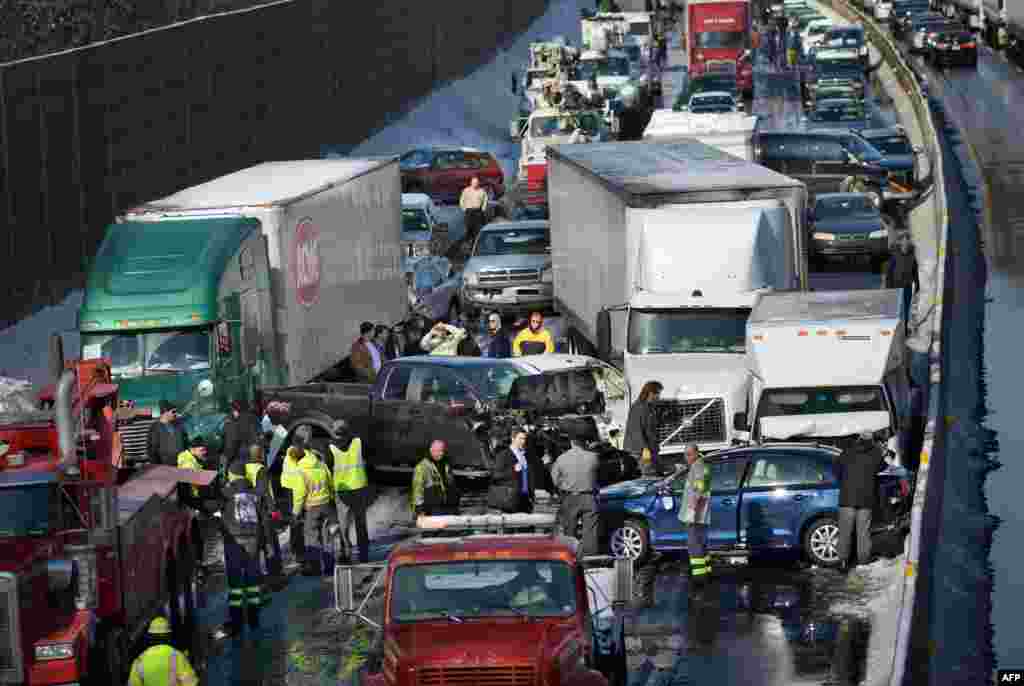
{"left": 547, "top": 139, "right": 809, "bottom": 456}
{"left": 741, "top": 289, "right": 909, "bottom": 461}
{"left": 643, "top": 109, "right": 759, "bottom": 160}
{"left": 106, "top": 159, "right": 405, "bottom": 400}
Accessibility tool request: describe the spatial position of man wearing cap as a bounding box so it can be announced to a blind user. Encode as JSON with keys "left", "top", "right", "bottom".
{"left": 834, "top": 431, "right": 883, "bottom": 573}
{"left": 480, "top": 313, "right": 512, "bottom": 358}
{"left": 330, "top": 419, "right": 371, "bottom": 564}
{"left": 128, "top": 616, "right": 199, "bottom": 686}
{"left": 550, "top": 429, "right": 601, "bottom": 555}
{"left": 146, "top": 400, "right": 186, "bottom": 466}
{"left": 216, "top": 458, "right": 266, "bottom": 638}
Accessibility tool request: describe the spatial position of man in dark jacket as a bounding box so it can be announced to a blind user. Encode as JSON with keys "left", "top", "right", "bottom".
{"left": 480, "top": 312, "right": 512, "bottom": 358}
{"left": 625, "top": 381, "right": 664, "bottom": 476}
{"left": 834, "top": 431, "right": 884, "bottom": 572}
{"left": 222, "top": 399, "right": 261, "bottom": 468}
{"left": 411, "top": 440, "right": 461, "bottom": 516}
{"left": 886, "top": 234, "right": 920, "bottom": 334}
{"left": 145, "top": 400, "right": 186, "bottom": 466}
{"left": 491, "top": 428, "right": 542, "bottom": 513}
{"left": 214, "top": 459, "right": 266, "bottom": 639}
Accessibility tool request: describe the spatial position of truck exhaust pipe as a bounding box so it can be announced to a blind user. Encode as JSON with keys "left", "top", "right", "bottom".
{"left": 55, "top": 368, "right": 80, "bottom": 477}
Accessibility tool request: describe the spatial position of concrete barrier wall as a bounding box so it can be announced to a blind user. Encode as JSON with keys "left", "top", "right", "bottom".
{"left": 0, "top": 0, "right": 549, "bottom": 328}
{"left": 810, "top": 2, "right": 951, "bottom": 684}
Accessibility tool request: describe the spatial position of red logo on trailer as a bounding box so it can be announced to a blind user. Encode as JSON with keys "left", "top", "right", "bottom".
{"left": 292, "top": 217, "right": 321, "bottom": 307}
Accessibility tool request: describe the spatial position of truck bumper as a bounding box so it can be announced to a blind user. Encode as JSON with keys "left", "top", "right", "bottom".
{"left": 812, "top": 236, "right": 889, "bottom": 258}
{"left": 461, "top": 285, "right": 554, "bottom": 313}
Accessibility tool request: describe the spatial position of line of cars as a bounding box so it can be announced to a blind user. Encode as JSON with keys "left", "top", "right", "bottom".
{"left": 883, "top": 0, "right": 978, "bottom": 66}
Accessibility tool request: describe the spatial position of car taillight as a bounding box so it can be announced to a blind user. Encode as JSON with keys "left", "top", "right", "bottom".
{"left": 899, "top": 479, "right": 910, "bottom": 498}
{"left": 961, "top": 41, "right": 975, "bottom": 48}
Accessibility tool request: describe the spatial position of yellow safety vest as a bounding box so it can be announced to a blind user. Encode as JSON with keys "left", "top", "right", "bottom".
{"left": 295, "top": 454, "right": 333, "bottom": 513}
{"left": 331, "top": 438, "right": 368, "bottom": 492}
{"left": 176, "top": 450, "right": 201, "bottom": 498}
{"left": 281, "top": 452, "right": 303, "bottom": 493}
{"left": 244, "top": 462, "right": 275, "bottom": 501}
{"left": 128, "top": 644, "right": 199, "bottom": 686}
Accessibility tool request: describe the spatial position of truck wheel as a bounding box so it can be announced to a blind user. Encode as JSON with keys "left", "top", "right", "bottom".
{"left": 609, "top": 519, "right": 649, "bottom": 562}
{"left": 803, "top": 516, "right": 841, "bottom": 567}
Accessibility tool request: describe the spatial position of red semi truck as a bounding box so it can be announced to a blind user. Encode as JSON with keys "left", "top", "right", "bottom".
{"left": 0, "top": 356, "right": 214, "bottom": 685}
{"left": 685, "top": 0, "right": 753, "bottom": 97}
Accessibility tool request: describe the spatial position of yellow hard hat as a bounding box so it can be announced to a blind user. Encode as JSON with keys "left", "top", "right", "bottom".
{"left": 148, "top": 617, "right": 172, "bottom": 636}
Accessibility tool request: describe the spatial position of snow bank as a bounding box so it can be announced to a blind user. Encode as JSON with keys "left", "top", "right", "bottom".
{"left": 0, "top": 290, "right": 82, "bottom": 387}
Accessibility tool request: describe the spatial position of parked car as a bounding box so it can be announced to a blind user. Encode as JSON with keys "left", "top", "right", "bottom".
{"left": 682, "top": 91, "right": 741, "bottom": 114}
{"left": 808, "top": 192, "right": 892, "bottom": 269}
{"left": 859, "top": 126, "right": 921, "bottom": 199}
{"left": 399, "top": 146, "right": 505, "bottom": 205}
{"left": 460, "top": 220, "right": 552, "bottom": 316}
{"left": 597, "top": 443, "right": 913, "bottom": 566}
{"left": 755, "top": 129, "right": 889, "bottom": 200}
{"left": 918, "top": 20, "right": 966, "bottom": 53}
{"left": 409, "top": 256, "right": 463, "bottom": 322}
{"left": 674, "top": 74, "right": 740, "bottom": 110}
{"left": 401, "top": 193, "right": 449, "bottom": 267}
{"left": 927, "top": 28, "right": 978, "bottom": 66}
{"left": 803, "top": 97, "right": 869, "bottom": 131}
{"left": 890, "top": 1, "right": 930, "bottom": 37}
{"left": 801, "top": 18, "right": 834, "bottom": 53}
{"left": 904, "top": 14, "right": 950, "bottom": 52}
{"left": 821, "top": 25, "right": 869, "bottom": 64}
{"left": 804, "top": 84, "right": 861, "bottom": 111}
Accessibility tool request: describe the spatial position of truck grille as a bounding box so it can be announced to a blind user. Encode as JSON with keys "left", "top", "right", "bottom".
{"left": 478, "top": 268, "right": 541, "bottom": 285}
{"left": 119, "top": 417, "right": 155, "bottom": 464}
{"left": 417, "top": 665, "right": 536, "bottom": 686}
{"left": 0, "top": 574, "right": 23, "bottom": 682}
{"left": 652, "top": 398, "right": 727, "bottom": 447}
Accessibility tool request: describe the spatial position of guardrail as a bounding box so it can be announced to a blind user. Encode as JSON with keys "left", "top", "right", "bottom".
{"left": 808, "top": 2, "right": 950, "bottom": 684}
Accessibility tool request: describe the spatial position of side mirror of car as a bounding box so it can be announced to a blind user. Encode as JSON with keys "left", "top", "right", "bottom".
{"left": 733, "top": 411, "right": 748, "bottom": 432}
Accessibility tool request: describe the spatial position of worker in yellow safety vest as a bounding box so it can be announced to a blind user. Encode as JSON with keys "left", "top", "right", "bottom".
{"left": 128, "top": 616, "right": 198, "bottom": 686}
{"left": 243, "top": 443, "right": 284, "bottom": 579}
{"left": 293, "top": 434, "right": 335, "bottom": 576}
{"left": 280, "top": 431, "right": 308, "bottom": 567}
{"left": 176, "top": 437, "right": 215, "bottom": 584}
{"left": 176, "top": 437, "right": 209, "bottom": 502}
{"left": 329, "top": 419, "right": 371, "bottom": 564}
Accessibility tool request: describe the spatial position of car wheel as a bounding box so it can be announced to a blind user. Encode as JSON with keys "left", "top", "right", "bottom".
{"left": 803, "top": 516, "right": 841, "bottom": 567}
{"left": 609, "top": 518, "right": 649, "bottom": 562}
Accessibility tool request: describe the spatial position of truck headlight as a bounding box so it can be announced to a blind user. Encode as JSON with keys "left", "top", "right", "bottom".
{"left": 869, "top": 229, "right": 888, "bottom": 238}
{"left": 812, "top": 232, "right": 835, "bottom": 240}
{"left": 35, "top": 643, "right": 74, "bottom": 661}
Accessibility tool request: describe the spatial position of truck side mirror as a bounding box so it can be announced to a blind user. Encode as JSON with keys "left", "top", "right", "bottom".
{"left": 733, "top": 412, "right": 748, "bottom": 432}
{"left": 596, "top": 310, "right": 612, "bottom": 362}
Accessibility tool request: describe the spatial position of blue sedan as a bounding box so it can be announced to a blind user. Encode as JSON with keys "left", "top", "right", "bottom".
{"left": 597, "top": 443, "right": 912, "bottom": 567}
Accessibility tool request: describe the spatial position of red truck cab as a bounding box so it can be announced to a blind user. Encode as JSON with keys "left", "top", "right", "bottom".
{"left": 341, "top": 514, "right": 628, "bottom": 686}
{"left": 687, "top": 0, "right": 753, "bottom": 96}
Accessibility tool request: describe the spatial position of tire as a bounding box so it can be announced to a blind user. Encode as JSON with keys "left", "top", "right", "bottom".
{"left": 803, "top": 516, "right": 841, "bottom": 567}
{"left": 609, "top": 518, "right": 650, "bottom": 562}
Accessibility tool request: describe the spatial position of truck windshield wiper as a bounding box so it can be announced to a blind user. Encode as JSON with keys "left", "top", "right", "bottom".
{"left": 473, "top": 603, "right": 531, "bottom": 619}
{"left": 409, "top": 608, "right": 464, "bottom": 623}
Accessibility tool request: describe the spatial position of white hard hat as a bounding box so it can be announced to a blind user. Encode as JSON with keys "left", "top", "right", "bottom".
{"left": 196, "top": 379, "right": 214, "bottom": 398}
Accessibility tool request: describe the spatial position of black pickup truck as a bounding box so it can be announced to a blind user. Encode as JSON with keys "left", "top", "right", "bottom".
{"left": 257, "top": 353, "right": 633, "bottom": 484}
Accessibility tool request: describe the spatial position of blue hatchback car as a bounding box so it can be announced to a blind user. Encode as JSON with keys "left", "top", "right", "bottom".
{"left": 597, "top": 444, "right": 912, "bottom": 567}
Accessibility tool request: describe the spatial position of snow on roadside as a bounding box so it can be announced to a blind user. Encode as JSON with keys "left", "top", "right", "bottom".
{"left": 0, "top": 290, "right": 82, "bottom": 386}
{"left": 828, "top": 555, "right": 905, "bottom": 686}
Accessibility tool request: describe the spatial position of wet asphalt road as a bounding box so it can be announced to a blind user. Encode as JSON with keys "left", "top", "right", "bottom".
{"left": 192, "top": 33, "right": 914, "bottom": 686}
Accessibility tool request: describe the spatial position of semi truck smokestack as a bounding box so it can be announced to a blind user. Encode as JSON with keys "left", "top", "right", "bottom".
{"left": 55, "top": 369, "right": 80, "bottom": 477}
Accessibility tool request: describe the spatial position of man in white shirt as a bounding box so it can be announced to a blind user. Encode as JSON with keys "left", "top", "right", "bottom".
{"left": 459, "top": 177, "right": 489, "bottom": 245}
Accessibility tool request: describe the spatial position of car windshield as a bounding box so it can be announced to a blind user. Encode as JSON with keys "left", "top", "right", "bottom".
{"left": 628, "top": 308, "right": 749, "bottom": 354}
{"left": 81, "top": 329, "right": 212, "bottom": 377}
{"left": 402, "top": 208, "right": 431, "bottom": 234}
{"left": 865, "top": 135, "right": 912, "bottom": 155}
{"left": 815, "top": 195, "right": 878, "bottom": 218}
{"left": 692, "top": 95, "right": 735, "bottom": 107}
{"left": 842, "top": 134, "right": 884, "bottom": 161}
{"left": 691, "top": 104, "right": 736, "bottom": 113}
{"left": 390, "top": 560, "right": 577, "bottom": 621}
{"left": 574, "top": 57, "right": 631, "bottom": 79}
{"left": 756, "top": 386, "right": 887, "bottom": 418}
{"left": 818, "top": 88, "right": 855, "bottom": 99}
{"left": 474, "top": 228, "right": 550, "bottom": 256}
{"left": 0, "top": 483, "right": 59, "bottom": 537}
{"left": 530, "top": 114, "right": 601, "bottom": 138}
{"left": 694, "top": 31, "right": 746, "bottom": 49}
{"left": 809, "top": 23, "right": 831, "bottom": 34}
{"left": 510, "top": 205, "right": 550, "bottom": 221}
{"left": 825, "top": 31, "right": 863, "bottom": 46}
{"left": 459, "top": 363, "right": 530, "bottom": 400}
{"left": 812, "top": 102, "right": 865, "bottom": 121}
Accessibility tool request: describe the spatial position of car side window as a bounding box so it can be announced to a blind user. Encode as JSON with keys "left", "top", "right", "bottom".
{"left": 382, "top": 364, "right": 414, "bottom": 401}
{"left": 433, "top": 152, "right": 457, "bottom": 170}
{"left": 418, "top": 368, "right": 473, "bottom": 404}
{"left": 820, "top": 141, "right": 848, "bottom": 163}
{"left": 761, "top": 137, "right": 788, "bottom": 160}
{"left": 710, "top": 460, "right": 745, "bottom": 493}
{"left": 401, "top": 150, "right": 431, "bottom": 169}
{"left": 747, "top": 454, "right": 825, "bottom": 487}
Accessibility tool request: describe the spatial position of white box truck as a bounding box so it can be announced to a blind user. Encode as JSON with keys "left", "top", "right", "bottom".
{"left": 738, "top": 289, "right": 909, "bottom": 462}
{"left": 547, "top": 139, "right": 809, "bottom": 460}
{"left": 78, "top": 159, "right": 406, "bottom": 461}
{"left": 642, "top": 110, "right": 759, "bottom": 160}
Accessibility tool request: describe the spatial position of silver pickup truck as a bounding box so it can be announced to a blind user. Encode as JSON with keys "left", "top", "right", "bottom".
{"left": 460, "top": 220, "right": 554, "bottom": 316}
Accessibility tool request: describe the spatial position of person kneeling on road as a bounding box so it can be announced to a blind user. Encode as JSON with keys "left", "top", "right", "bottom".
{"left": 215, "top": 459, "right": 267, "bottom": 640}
{"left": 330, "top": 419, "right": 371, "bottom": 564}
{"left": 128, "top": 616, "right": 199, "bottom": 686}
{"left": 678, "top": 443, "right": 712, "bottom": 585}
{"left": 294, "top": 444, "right": 335, "bottom": 576}
{"left": 411, "top": 440, "right": 461, "bottom": 517}
{"left": 551, "top": 430, "right": 601, "bottom": 555}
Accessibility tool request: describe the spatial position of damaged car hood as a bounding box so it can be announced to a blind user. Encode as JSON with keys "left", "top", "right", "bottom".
{"left": 759, "top": 411, "right": 891, "bottom": 440}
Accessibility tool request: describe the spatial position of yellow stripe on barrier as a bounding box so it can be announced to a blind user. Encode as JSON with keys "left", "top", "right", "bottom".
{"left": 905, "top": 561, "right": 917, "bottom": 578}
{"left": 920, "top": 450, "right": 929, "bottom": 466}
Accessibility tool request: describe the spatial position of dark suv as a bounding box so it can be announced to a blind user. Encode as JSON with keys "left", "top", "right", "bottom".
{"left": 755, "top": 130, "right": 889, "bottom": 199}
{"left": 399, "top": 147, "right": 505, "bottom": 206}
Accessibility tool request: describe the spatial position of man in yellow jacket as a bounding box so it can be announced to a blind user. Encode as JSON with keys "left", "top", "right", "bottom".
{"left": 176, "top": 437, "right": 215, "bottom": 584}
{"left": 330, "top": 419, "right": 371, "bottom": 564}
{"left": 128, "top": 616, "right": 199, "bottom": 686}
{"left": 293, "top": 437, "right": 335, "bottom": 576}
{"left": 512, "top": 311, "right": 555, "bottom": 356}
{"left": 280, "top": 436, "right": 308, "bottom": 567}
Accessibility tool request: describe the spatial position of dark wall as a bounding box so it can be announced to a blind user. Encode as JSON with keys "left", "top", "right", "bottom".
{"left": 0, "top": 0, "right": 549, "bottom": 328}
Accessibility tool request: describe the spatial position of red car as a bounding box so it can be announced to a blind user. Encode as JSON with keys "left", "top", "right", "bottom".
{"left": 399, "top": 146, "right": 505, "bottom": 205}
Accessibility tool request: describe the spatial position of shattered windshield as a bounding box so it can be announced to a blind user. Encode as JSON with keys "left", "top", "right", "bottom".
{"left": 628, "top": 309, "right": 749, "bottom": 354}
{"left": 390, "top": 560, "right": 577, "bottom": 622}
{"left": 82, "top": 329, "right": 212, "bottom": 376}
